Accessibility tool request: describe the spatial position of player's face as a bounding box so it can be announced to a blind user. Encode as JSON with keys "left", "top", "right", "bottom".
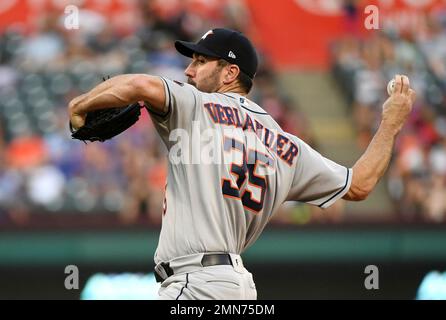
{"left": 185, "top": 54, "right": 225, "bottom": 93}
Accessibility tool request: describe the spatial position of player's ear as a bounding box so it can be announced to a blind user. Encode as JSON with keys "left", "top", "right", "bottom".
{"left": 223, "top": 64, "right": 240, "bottom": 84}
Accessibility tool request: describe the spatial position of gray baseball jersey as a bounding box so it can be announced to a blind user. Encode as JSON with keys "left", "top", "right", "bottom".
{"left": 147, "top": 77, "right": 352, "bottom": 264}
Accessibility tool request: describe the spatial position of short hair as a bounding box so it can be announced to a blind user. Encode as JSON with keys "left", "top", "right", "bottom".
{"left": 217, "top": 59, "right": 253, "bottom": 94}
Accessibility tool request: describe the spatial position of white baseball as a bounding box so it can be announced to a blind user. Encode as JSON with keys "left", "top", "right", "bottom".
{"left": 387, "top": 79, "right": 396, "bottom": 95}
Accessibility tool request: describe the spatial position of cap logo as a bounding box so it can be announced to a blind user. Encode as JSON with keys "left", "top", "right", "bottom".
{"left": 228, "top": 51, "right": 236, "bottom": 59}
{"left": 201, "top": 30, "right": 214, "bottom": 40}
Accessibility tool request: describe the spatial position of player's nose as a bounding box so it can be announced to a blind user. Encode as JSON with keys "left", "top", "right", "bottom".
{"left": 184, "top": 63, "right": 195, "bottom": 78}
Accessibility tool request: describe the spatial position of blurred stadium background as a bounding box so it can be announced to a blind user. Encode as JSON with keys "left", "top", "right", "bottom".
{"left": 1, "top": 0, "right": 446, "bottom": 299}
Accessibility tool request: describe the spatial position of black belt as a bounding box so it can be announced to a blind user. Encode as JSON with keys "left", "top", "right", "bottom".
{"left": 155, "top": 254, "right": 233, "bottom": 283}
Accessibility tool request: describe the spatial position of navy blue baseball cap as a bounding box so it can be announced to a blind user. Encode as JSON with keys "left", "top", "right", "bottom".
{"left": 175, "top": 28, "right": 258, "bottom": 80}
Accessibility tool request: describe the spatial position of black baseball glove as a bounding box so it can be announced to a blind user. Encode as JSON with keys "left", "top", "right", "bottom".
{"left": 69, "top": 102, "right": 143, "bottom": 143}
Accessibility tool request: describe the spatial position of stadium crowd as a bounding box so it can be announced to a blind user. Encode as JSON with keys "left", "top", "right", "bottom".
{"left": 2, "top": 1, "right": 445, "bottom": 226}
{"left": 332, "top": 10, "right": 446, "bottom": 223}
{"left": 0, "top": 1, "right": 312, "bottom": 226}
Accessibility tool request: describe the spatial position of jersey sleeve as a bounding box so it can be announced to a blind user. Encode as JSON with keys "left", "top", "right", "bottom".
{"left": 286, "top": 136, "right": 352, "bottom": 208}
{"left": 146, "top": 77, "right": 201, "bottom": 146}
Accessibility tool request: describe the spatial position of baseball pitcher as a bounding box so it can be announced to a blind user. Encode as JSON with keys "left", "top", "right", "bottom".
{"left": 68, "top": 28, "right": 416, "bottom": 300}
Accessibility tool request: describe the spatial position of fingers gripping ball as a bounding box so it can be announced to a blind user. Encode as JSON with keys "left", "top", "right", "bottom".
{"left": 387, "top": 79, "right": 396, "bottom": 96}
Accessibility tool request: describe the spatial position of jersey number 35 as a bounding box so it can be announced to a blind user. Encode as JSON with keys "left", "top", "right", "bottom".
{"left": 221, "top": 136, "right": 273, "bottom": 213}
